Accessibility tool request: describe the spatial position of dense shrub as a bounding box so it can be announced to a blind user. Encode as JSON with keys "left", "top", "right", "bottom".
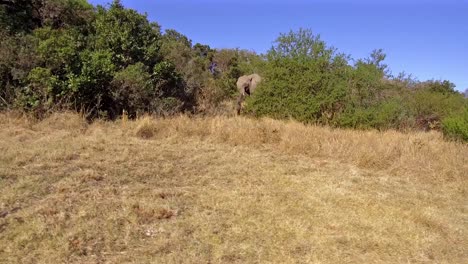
{"left": 0, "top": 0, "right": 466, "bottom": 138}
{"left": 335, "top": 99, "right": 409, "bottom": 130}
{"left": 15, "top": 67, "right": 59, "bottom": 115}
{"left": 110, "top": 63, "right": 152, "bottom": 117}
{"left": 441, "top": 109, "right": 468, "bottom": 142}
{"left": 0, "top": 0, "right": 212, "bottom": 118}
{"left": 245, "top": 28, "right": 466, "bottom": 133}
{"left": 408, "top": 88, "right": 466, "bottom": 130}
{"left": 246, "top": 29, "right": 352, "bottom": 123}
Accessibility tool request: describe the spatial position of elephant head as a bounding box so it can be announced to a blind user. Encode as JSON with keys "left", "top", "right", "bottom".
{"left": 236, "top": 73, "right": 261, "bottom": 115}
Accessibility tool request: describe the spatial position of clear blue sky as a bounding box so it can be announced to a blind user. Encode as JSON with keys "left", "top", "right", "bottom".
{"left": 89, "top": 0, "right": 468, "bottom": 92}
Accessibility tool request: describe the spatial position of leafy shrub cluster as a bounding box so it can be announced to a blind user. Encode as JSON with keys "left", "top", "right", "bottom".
{"left": 0, "top": 0, "right": 255, "bottom": 118}
{"left": 245, "top": 29, "right": 467, "bottom": 140}
{"left": 1, "top": 1, "right": 466, "bottom": 141}
{"left": 442, "top": 109, "right": 468, "bottom": 142}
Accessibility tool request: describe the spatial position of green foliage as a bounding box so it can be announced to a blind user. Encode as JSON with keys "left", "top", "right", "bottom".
{"left": 78, "top": 49, "right": 116, "bottom": 88}
{"left": 245, "top": 28, "right": 466, "bottom": 134}
{"left": 152, "top": 61, "right": 182, "bottom": 100}
{"left": 0, "top": 0, "right": 465, "bottom": 138}
{"left": 215, "top": 52, "right": 242, "bottom": 98}
{"left": 395, "top": 80, "right": 463, "bottom": 131}
{"left": 163, "top": 29, "right": 192, "bottom": 48}
{"left": 442, "top": 109, "right": 468, "bottom": 142}
{"left": 152, "top": 61, "right": 196, "bottom": 114}
{"left": 16, "top": 67, "right": 59, "bottom": 111}
{"left": 407, "top": 89, "right": 466, "bottom": 130}
{"left": 247, "top": 29, "right": 349, "bottom": 123}
{"left": 196, "top": 48, "right": 263, "bottom": 108}
{"left": 365, "top": 49, "right": 388, "bottom": 75}
{"left": 193, "top": 43, "right": 212, "bottom": 58}
{"left": 0, "top": 0, "right": 42, "bottom": 33}
{"left": 67, "top": 49, "right": 116, "bottom": 115}
{"left": 110, "top": 62, "right": 151, "bottom": 116}
{"left": 160, "top": 29, "right": 193, "bottom": 73}
{"left": 268, "top": 28, "right": 333, "bottom": 61}
{"left": 335, "top": 99, "right": 409, "bottom": 130}
{"left": 93, "top": 0, "right": 161, "bottom": 68}
{"left": 0, "top": 0, "right": 201, "bottom": 118}
{"left": 348, "top": 59, "right": 384, "bottom": 107}
{"left": 34, "top": 27, "right": 82, "bottom": 72}
{"left": 421, "top": 80, "right": 457, "bottom": 95}
{"left": 39, "top": 0, "right": 93, "bottom": 29}
{"left": 0, "top": 30, "right": 39, "bottom": 109}
{"left": 0, "top": 0, "right": 93, "bottom": 33}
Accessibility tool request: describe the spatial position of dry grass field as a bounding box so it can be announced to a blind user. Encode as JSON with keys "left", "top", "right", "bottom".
{"left": 0, "top": 112, "right": 467, "bottom": 263}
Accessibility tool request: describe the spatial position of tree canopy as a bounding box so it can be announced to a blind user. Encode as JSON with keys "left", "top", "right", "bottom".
{"left": 0, "top": 0, "right": 466, "bottom": 140}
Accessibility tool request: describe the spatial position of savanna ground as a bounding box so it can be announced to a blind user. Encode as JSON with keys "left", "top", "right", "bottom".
{"left": 0, "top": 112, "right": 466, "bottom": 264}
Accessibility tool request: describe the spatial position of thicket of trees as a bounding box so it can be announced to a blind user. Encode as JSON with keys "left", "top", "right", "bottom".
{"left": 0, "top": 0, "right": 256, "bottom": 118}
{"left": 247, "top": 29, "right": 467, "bottom": 141}
{"left": 1, "top": 0, "right": 466, "bottom": 141}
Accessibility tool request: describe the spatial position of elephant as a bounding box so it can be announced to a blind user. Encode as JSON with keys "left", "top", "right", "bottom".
{"left": 236, "top": 73, "right": 262, "bottom": 115}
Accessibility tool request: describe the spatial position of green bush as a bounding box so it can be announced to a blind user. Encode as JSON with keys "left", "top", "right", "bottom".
{"left": 1, "top": 0, "right": 466, "bottom": 133}
{"left": 0, "top": 0, "right": 264, "bottom": 118}
{"left": 442, "top": 109, "right": 468, "bottom": 142}
{"left": 408, "top": 89, "right": 466, "bottom": 130}
{"left": 34, "top": 27, "right": 81, "bottom": 72}
{"left": 110, "top": 63, "right": 152, "bottom": 117}
{"left": 410, "top": 90, "right": 465, "bottom": 119}
{"left": 371, "top": 100, "right": 409, "bottom": 129}
{"left": 0, "top": 31, "right": 39, "bottom": 109}
{"left": 48, "top": 49, "right": 115, "bottom": 118}
{"left": 335, "top": 99, "right": 409, "bottom": 130}
{"left": 245, "top": 29, "right": 350, "bottom": 123}
{"left": 16, "top": 67, "right": 59, "bottom": 113}
{"left": 93, "top": 1, "right": 161, "bottom": 68}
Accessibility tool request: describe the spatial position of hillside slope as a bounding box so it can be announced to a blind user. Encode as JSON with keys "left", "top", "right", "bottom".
{"left": 0, "top": 113, "right": 466, "bottom": 263}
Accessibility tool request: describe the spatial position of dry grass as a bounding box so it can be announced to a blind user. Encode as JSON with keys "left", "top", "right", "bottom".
{"left": 0, "top": 112, "right": 466, "bottom": 263}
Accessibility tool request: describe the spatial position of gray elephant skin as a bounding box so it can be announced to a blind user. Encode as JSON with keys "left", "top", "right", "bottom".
{"left": 236, "top": 74, "right": 261, "bottom": 115}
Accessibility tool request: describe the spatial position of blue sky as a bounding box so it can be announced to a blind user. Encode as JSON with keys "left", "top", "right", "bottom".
{"left": 89, "top": 0, "right": 467, "bottom": 92}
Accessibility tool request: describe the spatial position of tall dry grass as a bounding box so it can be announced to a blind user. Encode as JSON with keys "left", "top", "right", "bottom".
{"left": 0, "top": 112, "right": 466, "bottom": 263}
{"left": 130, "top": 114, "right": 467, "bottom": 184}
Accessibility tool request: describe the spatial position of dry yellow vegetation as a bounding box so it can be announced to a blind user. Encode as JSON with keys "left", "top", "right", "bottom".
{"left": 0, "top": 112, "right": 467, "bottom": 263}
